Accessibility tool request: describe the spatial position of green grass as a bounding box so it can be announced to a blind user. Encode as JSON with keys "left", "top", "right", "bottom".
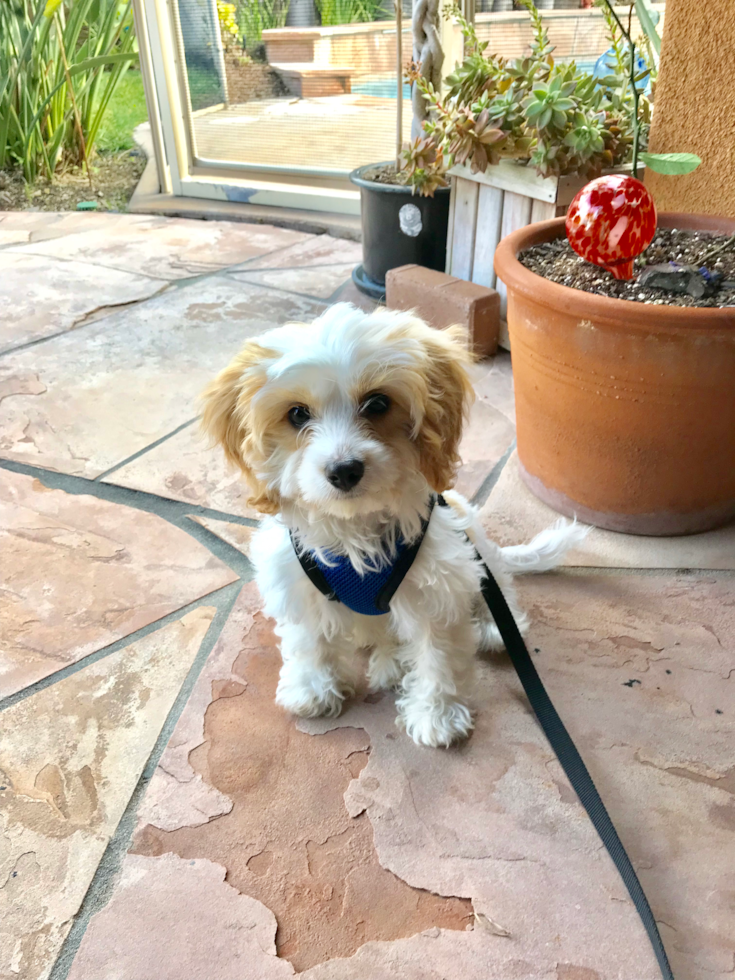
{"left": 96, "top": 68, "right": 149, "bottom": 154}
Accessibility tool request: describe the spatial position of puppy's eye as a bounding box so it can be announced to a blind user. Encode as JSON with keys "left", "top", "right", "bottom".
{"left": 361, "top": 393, "right": 391, "bottom": 416}
{"left": 287, "top": 405, "right": 311, "bottom": 429}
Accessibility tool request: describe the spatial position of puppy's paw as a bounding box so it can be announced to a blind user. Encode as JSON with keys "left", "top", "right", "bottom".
{"left": 475, "top": 607, "right": 529, "bottom": 653}
{"left": 396, "top": 696, "right": 474, "bottom": 748}
{"left": 476, "top": 620, "right": 504, "bottom": 654}
{"left": 275, "top": 665, "right": 349, "bottom": 719}
{"left": 367, "top": 648, "right": 404, "bottom": 692}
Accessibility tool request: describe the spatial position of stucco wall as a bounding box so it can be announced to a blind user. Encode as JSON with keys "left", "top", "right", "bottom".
{"left": 645, "top": 0, "right": 735, "bottom": 217}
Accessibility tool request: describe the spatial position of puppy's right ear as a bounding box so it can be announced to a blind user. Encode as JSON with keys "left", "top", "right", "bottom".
{"left": 200, "top": 342, "right": 279, "bottom": 513}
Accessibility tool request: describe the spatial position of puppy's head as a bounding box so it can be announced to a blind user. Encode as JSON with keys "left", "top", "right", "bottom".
{"left": 200, "top": 304, "right": 474, "bottom": 518}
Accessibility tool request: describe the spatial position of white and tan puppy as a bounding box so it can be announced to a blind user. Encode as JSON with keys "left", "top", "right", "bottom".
{"left": 202, "top": 303, "right": 583, "bottom": 747}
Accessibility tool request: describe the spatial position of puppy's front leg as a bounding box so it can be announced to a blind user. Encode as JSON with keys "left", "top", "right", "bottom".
{"left": 275, "top": 621, "right": 358, "bottom": 719}
{"left": 395, "top": 619, "right": 476, "bottom": 748}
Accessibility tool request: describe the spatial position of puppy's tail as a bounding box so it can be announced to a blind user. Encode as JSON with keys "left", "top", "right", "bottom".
{"left": 499, "top": 518, "right": 589, "bottom": 573}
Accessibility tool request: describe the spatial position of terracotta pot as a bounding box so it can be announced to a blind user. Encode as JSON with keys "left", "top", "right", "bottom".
{"left": 494, "top": 213, "right": 735, "bottom": 535}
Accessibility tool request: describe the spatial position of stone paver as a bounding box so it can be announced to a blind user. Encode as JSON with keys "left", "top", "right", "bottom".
{"left": 481, "top": 452, "right": 735, "bottom": 569}
{"left": 67, "top": 854, "right": 295, "bottom": 980}
{"left": 302, "top": 571, "right": 735, "bottom": 980}
{"left": 122, "top": 585, "right": 472, "bottom": 972}
{"left": 1, "top": 210, "right": 733, "bottom": 980}
{"left": 0, "top": 252, "right": 164, "bottom": 353}
{"left": 103, "top": 423, "right": 259, "bottom": 519}
{"left": 0, "top": 469, "right": 235, "bottom": 697}
{"left": 186, "top": 516, "right": 256, "bottom": 557}
{"left": 8, "top": 216, "right": 310, "bottom": 281}
{"left": 234, "top": 234, "right": 363, "bottom": 272}
{"left": 230, "top": 263, "right": 356, "bottom": 300}
{"left": 0, "top": 278, "right": 325, "bottom": 478}
{"left": 72, "top": 574, "right": 735, "bottom": 979}
{"left": 0, "top": 211, "right": 154, "bottom": 242}
{"left": 455, "top": 396, "right": 515, "bottom": 499}
{"left": 0, "top": 607, "right": 215, "bottom": 980}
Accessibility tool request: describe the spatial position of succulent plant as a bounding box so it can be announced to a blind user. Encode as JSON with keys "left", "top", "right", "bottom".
{"left": 399, "top": 136, "right": 447, "bottom": 197}
{"left": 402, "top": 0, "right": 656, "bottom": 195}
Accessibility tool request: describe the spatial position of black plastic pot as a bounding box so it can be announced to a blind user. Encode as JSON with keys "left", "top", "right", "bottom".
{"left": 349, "top": 163, "right": 451, "bottom": 300}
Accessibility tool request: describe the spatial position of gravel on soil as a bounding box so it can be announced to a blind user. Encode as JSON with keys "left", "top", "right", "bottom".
{"left": 361, "top": 163, "right": 404, "bottom": 186}
{"left": 519, "top": 227, "right": 735, "bottom": 308}
{"left": 0, "top": 150, "right": 145, "bottom": 214}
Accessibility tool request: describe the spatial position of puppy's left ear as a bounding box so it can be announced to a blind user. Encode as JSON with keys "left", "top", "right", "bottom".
{"left": 416, "top": 326, "right": 475, "bottom": 492}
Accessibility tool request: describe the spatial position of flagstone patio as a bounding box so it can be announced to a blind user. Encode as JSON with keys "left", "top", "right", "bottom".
{"left": 0, "top": 209, "right": 733, "bottom": 980}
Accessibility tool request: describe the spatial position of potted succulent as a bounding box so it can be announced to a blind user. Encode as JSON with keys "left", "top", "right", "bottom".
{"left": 350, "top": 0, "right": 451, "bottom": 299}
{"left": 406, "top": 0, "right": 659, "bottom": 295}
{"left": 493, "top": 2, "right": 735, "bottom": 537}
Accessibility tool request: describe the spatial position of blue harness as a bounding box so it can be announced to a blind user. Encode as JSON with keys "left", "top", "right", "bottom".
{"left": 292, "top": 496, "right": 438, "bottom": 616}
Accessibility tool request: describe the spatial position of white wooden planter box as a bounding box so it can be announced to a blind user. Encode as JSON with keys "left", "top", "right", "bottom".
{"left": 445, "top": 160, "right": 600, "bottom": 347}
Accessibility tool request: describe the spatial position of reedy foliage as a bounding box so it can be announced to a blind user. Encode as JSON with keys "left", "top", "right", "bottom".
{"left": 0, "top": 0, "right": 138, "bottom": 182}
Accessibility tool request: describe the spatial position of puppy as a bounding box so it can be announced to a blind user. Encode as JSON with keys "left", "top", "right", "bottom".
{"left": 201, "top": 303, "right": 584, "bottom": 747}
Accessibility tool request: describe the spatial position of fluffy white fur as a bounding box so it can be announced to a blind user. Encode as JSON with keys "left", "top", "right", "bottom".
{"left": 201, "top": 303, "right": 587, "bottom": 748}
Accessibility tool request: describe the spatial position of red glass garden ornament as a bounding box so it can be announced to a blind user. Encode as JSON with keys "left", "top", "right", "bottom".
{"left": 565, "top": 174, "right": 657, "bottom": 280}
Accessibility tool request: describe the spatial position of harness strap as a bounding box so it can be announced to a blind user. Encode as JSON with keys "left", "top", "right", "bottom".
{"left": 290, "top": 496, "right": 436, "bottom": 614}
{"left": 374, "top": 495, "right": 436, "bottom": 613}
{"left": 290, "top": 538, "right": 337, "bottom": 601}
{"left": 435, "top": 496, "right": 673, "bottom": 979}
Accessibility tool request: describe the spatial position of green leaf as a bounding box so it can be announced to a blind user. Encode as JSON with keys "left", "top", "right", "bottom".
{"left": 640, "top": 152, "right": 702, "bottom": 175}
{"left": 635, "top": 0, "right": 661, "bottom": 57}
{"left": 43, "top": 0, "right": 63, "bottom": 18}
{"left": 537, "top": 106, "right": 552, "bottom": 129}
{"left": 69, "top": 51, "right": 139, "bottom": 75}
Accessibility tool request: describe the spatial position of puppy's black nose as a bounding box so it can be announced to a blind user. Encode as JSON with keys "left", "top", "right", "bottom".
{"left": 326, "top": 459, "right": 365, "bottom": 492}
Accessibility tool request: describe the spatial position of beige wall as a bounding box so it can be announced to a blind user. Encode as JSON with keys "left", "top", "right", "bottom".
{"left": 645, "top": 0, "right": 735, "bottom": 217}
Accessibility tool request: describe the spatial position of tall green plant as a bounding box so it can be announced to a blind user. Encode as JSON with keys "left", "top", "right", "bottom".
{"left": 232, "top": 0, "right": 289, "bottom": 47}
{"left": 0, "top": 0, "right": 138, "bottom": 182}
{"left": 315, "top": 0, "right": 384, "bottom": 27}
{"left": 596, "top": 0, "right": 699, "bottom": 178}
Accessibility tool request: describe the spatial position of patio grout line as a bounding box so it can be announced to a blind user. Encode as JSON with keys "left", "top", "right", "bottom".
{"left": 221, "top": 269, "right": 343, "bottom": 306}
{"left": 229, "top": 259, "right": 359, "bottom": 275}
{"left": 0, "top": 458, "right": 260, "bottom": 531}
{"left": 94, "top": 417, "right": 199, "bottom": 482}
{"left": 471, "top": 439, "right": 516, "bottom": 509}
{"left": 224, "top": 237, "right": 319, "bottom": 272}
{"left": 0, "top": 580, "right": 241, "bottom": 715}
{"left": 325, "top": 276, "right": 363, "bottom": 305}
{"left": 0, "top": 247, "right": 176, "bottom": 283}
{"left": 46, "top": 578, "right": 244, "bottom": 980}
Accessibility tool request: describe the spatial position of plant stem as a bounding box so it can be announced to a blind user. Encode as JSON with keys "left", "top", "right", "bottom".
{"left": 603, "top": 1, "right": 640, "bottom": 179}
{"left": 396, "top": 0, "right": 403, "bottom": 170}
{"left": 54, "top": 16, "right": 93, "bottom": 189}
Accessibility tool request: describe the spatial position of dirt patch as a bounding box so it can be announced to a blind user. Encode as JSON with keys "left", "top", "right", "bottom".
{"left": 519, "top": 227, "right": 735, "bottom": 308}
{"left": 360, "top": 163, "right": 404, "bottom": 186}
{"left": 132, "top": 605, "right": 473, "bottom": 972}
{"left": 225, "top": 56, "right": 288, "bottom": 103}
{"left": 0, "top": 150, "right": 145, "bottom": 214}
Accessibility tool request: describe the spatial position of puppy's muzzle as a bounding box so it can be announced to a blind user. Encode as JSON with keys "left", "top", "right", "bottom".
{"left": 326, "top": 458, "right": 365, "bottom": 492}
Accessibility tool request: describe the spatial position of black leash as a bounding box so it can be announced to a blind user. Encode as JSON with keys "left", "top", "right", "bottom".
{"left": 475, "top": 555, "right": 674, "bottom": 980}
